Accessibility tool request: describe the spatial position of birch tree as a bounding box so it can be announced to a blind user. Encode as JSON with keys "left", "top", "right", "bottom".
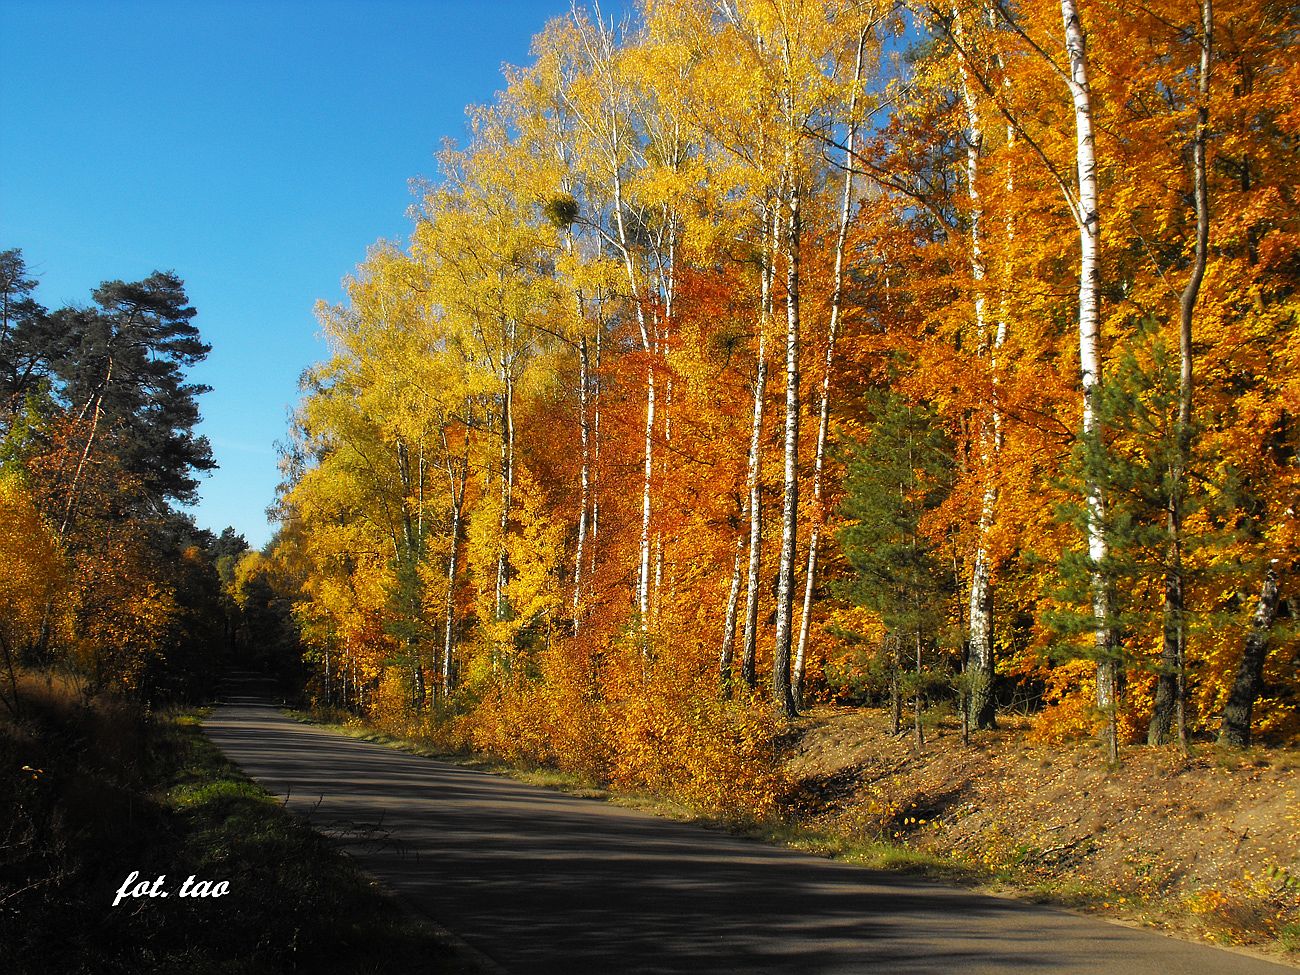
{"left": 946, "top": 0, "right": 1006, "bottom": 731}
{"left": 563, "top": 10, "right": 663, "bottom": 635}
{"left": 795, "top": 25, "right": 873, "bottom": 707}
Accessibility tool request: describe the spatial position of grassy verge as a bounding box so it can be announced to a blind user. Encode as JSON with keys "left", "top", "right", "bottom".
{"left": 1, "top": 676, "right": 477, "bottom": 975}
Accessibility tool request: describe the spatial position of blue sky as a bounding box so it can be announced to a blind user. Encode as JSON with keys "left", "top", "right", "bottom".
{"left": 0, "top": 0, "right": 586, "bottom": 549}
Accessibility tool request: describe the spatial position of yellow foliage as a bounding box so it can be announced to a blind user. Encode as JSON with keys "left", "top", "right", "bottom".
{"left": 0, "top": 473, "right": 68, "bottom": 655}
{"left": 270, "top": 0, "right": 1300, "bottom": 825}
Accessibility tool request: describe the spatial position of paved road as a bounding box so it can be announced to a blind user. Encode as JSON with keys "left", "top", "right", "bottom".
{"left": 204, "top": 696, "right": 1294, "bottom": 974}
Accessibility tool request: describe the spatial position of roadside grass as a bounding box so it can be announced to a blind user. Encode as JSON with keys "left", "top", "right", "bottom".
{"left": 0, "top": 676, "right": 476, "bottom": 975}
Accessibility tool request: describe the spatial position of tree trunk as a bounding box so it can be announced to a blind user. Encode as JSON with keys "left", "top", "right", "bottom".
{"left": 1151, "top": 0, "right": 1211, "bottom": 749}
{"left": 795, "top": 30, "right": 865, "bottom": 709}
{"left": 720, "top": 529, "right": 745, "bottom": 692}
{"left": 742, "top": 206, "right": 777, "bottom": 690}
{"left": 495, "top": 365, "right": 515, "bottom": 634}
{"left": 1061, "top": 0, "right": 1118, "bottom": 762}
{"left": 639, "top": 366, "right": 656, "bottom": 637}
{"left": 967, "top": 546, "right": 997, "bottom": 728}
{"left": 953, "top": 5, "right": 1002, "bottom": 731}
{"left": 573, "top": 334, "right": 592, "bottom": 635}
{"left": 773, "top": 183, "right": 802, "bottom": 719}
{"left": 1219, "top": 564, "right": 1280, "bottom": 748}
{"left": 914, "top": 627, "right": 925, "bottom": 752}
{"left": 442, "top": 420, "right": 470, "bottom": 697}
{"left": 610, "top": 162, "right": 656, "bottom": 640}
{"left": 655, "top": 215, "right": 678, "bottom": 627}
{"left": 0, "top": 630, "right": 20, "bottom": 719}
{"left": 443, "top": 502, "right": 461, "bottom": 697}
{"left": 59, "top": 357, "right": 112, "bottom": 542}
{"left": 413, "top": 663, "right": 426, "bottom": 709}
{"left": 889, "top": 634, "right": 902, "bottom": 735}
{"left": 591, "top": 323, "right": 602, "bottom": 561}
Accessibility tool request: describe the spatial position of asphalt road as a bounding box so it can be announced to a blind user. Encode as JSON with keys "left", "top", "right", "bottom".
{"left": 203, "top": 695, "right": 1295, "bottom": 975}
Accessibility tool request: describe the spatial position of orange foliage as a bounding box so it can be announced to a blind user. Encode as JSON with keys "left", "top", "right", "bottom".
{"left": 271, "top": 0, "right": 1299, "bottom": 801}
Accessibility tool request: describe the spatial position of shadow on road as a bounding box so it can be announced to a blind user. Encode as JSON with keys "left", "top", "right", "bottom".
{"left": 203, "top": 696, "right": 1292, "bottom": 975}
{"left": 214, "top": 670, "right": 285, "bottom": 707}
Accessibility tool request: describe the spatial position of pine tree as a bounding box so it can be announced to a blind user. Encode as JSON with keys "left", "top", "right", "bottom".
{"left": 51, "top": 272, "right": 214, "bottom": 514}
{"left": 0, "top": 248, "right": 62, "bottom": 425}
{"left": 1047, "top": 323, "right": 1224, "bottom": 755}
{"left": 835, "top": 391, "right": 955, "bottom": 749}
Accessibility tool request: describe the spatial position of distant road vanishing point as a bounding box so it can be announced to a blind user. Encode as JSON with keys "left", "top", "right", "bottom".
{"left": 204, "top": 693, "right": 1295, "bottom": 975}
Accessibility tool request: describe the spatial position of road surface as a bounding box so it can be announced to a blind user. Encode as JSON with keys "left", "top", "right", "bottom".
{"left": 203, "top": 693, "right": 1294, "bottom": 974}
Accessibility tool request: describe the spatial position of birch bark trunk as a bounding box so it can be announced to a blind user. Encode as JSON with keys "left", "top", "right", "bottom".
{"left": 591, "top": 324, "right": 601, "bottom": 560}
{"left": 720, "top": 529, "right": 745, "bottom": 690}
{"left": 772, "top": 182, "right": 802, "bottom": 718}
{"left": 655, "top": 207, "right": 679, "bottom": 626}
{"left": 952, "top": 5, "right": 1002, "bottom": 731}
{"left": 442, "top": 421, "right": 469, "bottom": 697}
{"left": 566, "top": 16, "right": 654, "bottom": 638}
{"left": 742, "top": 206, "right": 777, "bottom": 690}
{"left": 1061, "top": 0, "right": 1118, "bottom": 761}
{"left": 573, "top": 333, "right": 592, "bottom": 635}
{"left": 495, "top": 362, "right": 515, "bottom": 629}
{"left": 443, "top": 502, "right": 460, "bottom": 695}
{"left": 610, "top": 167, "right": 656, "bottom": 638}
{"left": 795, "top": 30, "right": 866, "bottom": 709}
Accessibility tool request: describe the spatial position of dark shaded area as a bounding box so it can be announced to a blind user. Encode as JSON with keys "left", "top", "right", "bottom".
{"left": 206, "top": 698, "right": 1296, "bottom": 975}
{"left": 0, "top": 680, "right": 472, "bottom": 975}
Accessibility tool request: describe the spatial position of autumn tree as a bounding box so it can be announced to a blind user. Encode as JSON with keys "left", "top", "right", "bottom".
{"left": 1, "top": 251, "right": 223, "bottom": 700}
{"left": 270, "top": 0, "right": 1300, "bottom": 783}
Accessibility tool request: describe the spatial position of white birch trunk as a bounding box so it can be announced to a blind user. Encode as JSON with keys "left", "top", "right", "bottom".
{"left": 795, "top": 31, "right": 866, "bottom": 708}
{"left": 611, "top": 167, "right": 656, "bottom": 635}
{"left": 639, "top": 370, "right": 656, "bottom": 631}
{"left": 720, "top": 529, "right": 745, "bottom": 687}
{"left": 591, "top": 324, "right": 601, "bottom": 559}
{"left": 742, "top": 205, "right": 778, "bottom": 689}
{"left": 1061, "top": 0, "right": 1117, "bottom": 758}
{"left": 495, "top": 358, "right": 516, "bottom": 629}
{"left": 573, "top": 333, "right": 591, "bottom": 635}
{"left": 773, "top": 183, "right": 802, "bottom": 718}
{"left": 952, "top": 5, "right": 1002, "bottom": 730}
{"left": 442, "top": 529, "right": 457, "bottom": 683}
{"left": 443, "top": 504, "right": 460, "bottom": 695}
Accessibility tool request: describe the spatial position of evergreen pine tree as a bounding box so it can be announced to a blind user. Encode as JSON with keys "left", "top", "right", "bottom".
{"left": 835, "top": 391, "right": 955, "bottom": 748}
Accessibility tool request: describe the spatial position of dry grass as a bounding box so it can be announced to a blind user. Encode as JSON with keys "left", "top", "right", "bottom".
{"left": 785, "top": 705, "right": 1300, "bottom": 958}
